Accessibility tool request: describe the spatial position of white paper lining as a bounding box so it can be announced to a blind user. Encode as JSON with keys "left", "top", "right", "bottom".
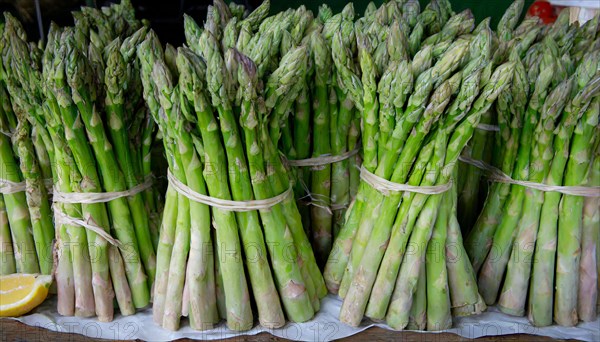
{"left": 13, "top": 295, "right": 600, "bottom": 341}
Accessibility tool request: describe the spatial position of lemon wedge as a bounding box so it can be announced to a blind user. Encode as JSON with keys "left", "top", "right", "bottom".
{"left": 0, "top": 274, "right": 52, "bottom": 317}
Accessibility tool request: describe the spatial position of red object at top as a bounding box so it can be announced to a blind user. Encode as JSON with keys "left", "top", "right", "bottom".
{"left": 527, "top": 1, "right": 558, "bottom": 24}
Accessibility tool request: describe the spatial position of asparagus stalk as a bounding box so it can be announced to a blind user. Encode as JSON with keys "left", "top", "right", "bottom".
{"left": 0, "top": 84, "right": 16, "bottom": 277}
{"left": 137, "top": 34, "right": 175, "bottom": 323}
{"left": 555, "top": 96, "right": 600, "bottom": 326}
{"left": 425, "top": 191, "right": 452, "bottom": 331}
{"left": 323, "top": 14, "right": 356, "bottom": 231}
{"left": 237, "top": 50, "right": 315, "bottom": 323}
{"left": 105, "top": 36, "right": 157, "bottom": 291}
{"left": 54, "top": 137, "right": 97, "bottom": 317}
{"left": 213, "top": 228, "right": 227, "bottom": 320}
{"left": 292, "top": 83, "right": 312, "bottom": 234}
{"left": 577, "top": 136, "right": 600, "bottom": 322}
{"left": 323, "top": 31, "right": 367, "bottom": 293}
{"left": 179, "top": 115, "right": 219, "bottom": 329}
{"left": 529, "top": 67, "right": 600, "bottom": 326}
{"left": 497, "top": 0, "right": 524, "bottom": 42}
{"left": 0, "top": 194, "right": 14, "bottom": 275}
{"left": 331, "top": 89, "right": 355, "bottom": 238}
{"left": 498, "top": 78, "right": 573, "bottom": 316}
{"left": 357, "top": 34, "right": 379, "bottom": 174}
{"left": 151, "top": 184, "right": 177, "bottom": 323}
{"left": 31, "top": 127, "right": 53, "bottom": 182}
{"left": 163, "top": 180, "right": 191, "bottom": 330}
{"left": 377, "top": 22, "right": 407, "bottom": 161}
{"left": 347, "top": 112, "right": 361, "bottom": 200}
{"left": 150, "top": 56, "right": 191, "bottom": 329}
{"left": 0, "top": 22, "right": 39, "bottom": 276}
{"left": 107, "top": 242, "right": 134, "bottom": 316}
{"left": 446, "top": 190, "right": 486, "bottom": 316}
{"left": 457, "top": 107, "right": 492, "bottom": 233}
{"left": 309, "top": 33, "right": 334, "bottom": 267}
{"left": 406, "top": 264, "right": 427, "bottom": 330}
{"left": 13, "top": 119, "right": 54, "bottom": 275}
{"left": 578, "top": 141, "right": 600, "bottom": 321}
{"left": 0, "top": 73, "right": 15, "bottom": 277}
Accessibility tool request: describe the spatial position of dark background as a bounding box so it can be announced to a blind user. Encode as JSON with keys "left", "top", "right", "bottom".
{"left": 0, "top": 0, "right": 535, "bottom": 45}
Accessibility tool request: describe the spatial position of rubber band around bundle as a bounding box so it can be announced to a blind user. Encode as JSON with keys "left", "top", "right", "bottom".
{"left": 0, "top": 178, "right": 26, "bottom": 194}
{"left": 296, "top": 191, "right": 350, "bottom": 213}
{"left": 52, "top": 176, "right": 154, "bottom": 246}
{"left": 52, "top": 176, "right": 154, "bottom": 204}
{"left": 459, "top": 154, "right": 600, "bottom": 197}
{"left": 295, "top": 177, "right": 346, "bottom": 215}
{"left": 285, "top": 146, "right": 360, "bottom": 168}
{"left": 0, "top": 178, "right": 54, "bottom": 195}
{"left": 167, "top": 169, "right": 293, "bottom": 212}
{"left": 359, "top": 166, "right": 453, "bottom": 196}
{"left": 52, "top": 204, "right": 122, "bottom": 247}
{"left": 476, "top": 123, "right": 500, "bottom": 132}
{"left": 285, "top": 146, "right": 361, "bottom": 211}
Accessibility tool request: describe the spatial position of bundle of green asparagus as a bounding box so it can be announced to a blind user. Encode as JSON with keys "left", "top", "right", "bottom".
{"left": 1, "top": 0, "right": 160, "bottom": 321}
{"left": 0, "top": 20, "right": 54, "bottom": 277}
{"left": 1, "top": 0, "right": 597, "bottom": 334}
{"left": 465, "top": 6, "right": 600, "bottom": 327}
{"left": 275, "top": 3, "right": 361, "bottom": 267}
{"left": 137, "top": 0, "right": 325, "bottom": 331}
{"left": 323, "top": 0, "right": 519, "bottom": 330}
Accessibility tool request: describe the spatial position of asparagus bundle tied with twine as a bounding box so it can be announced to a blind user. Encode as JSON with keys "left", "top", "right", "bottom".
{"left": 137, "top": 1, "right": 325, "bottom": 330}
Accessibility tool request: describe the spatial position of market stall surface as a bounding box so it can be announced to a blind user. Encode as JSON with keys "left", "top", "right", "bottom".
{"left": 1, "top": 295, "right": 597, "bottom": 341}
{"left": 0, "top": 319, "right": 573, "bottom": 342}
